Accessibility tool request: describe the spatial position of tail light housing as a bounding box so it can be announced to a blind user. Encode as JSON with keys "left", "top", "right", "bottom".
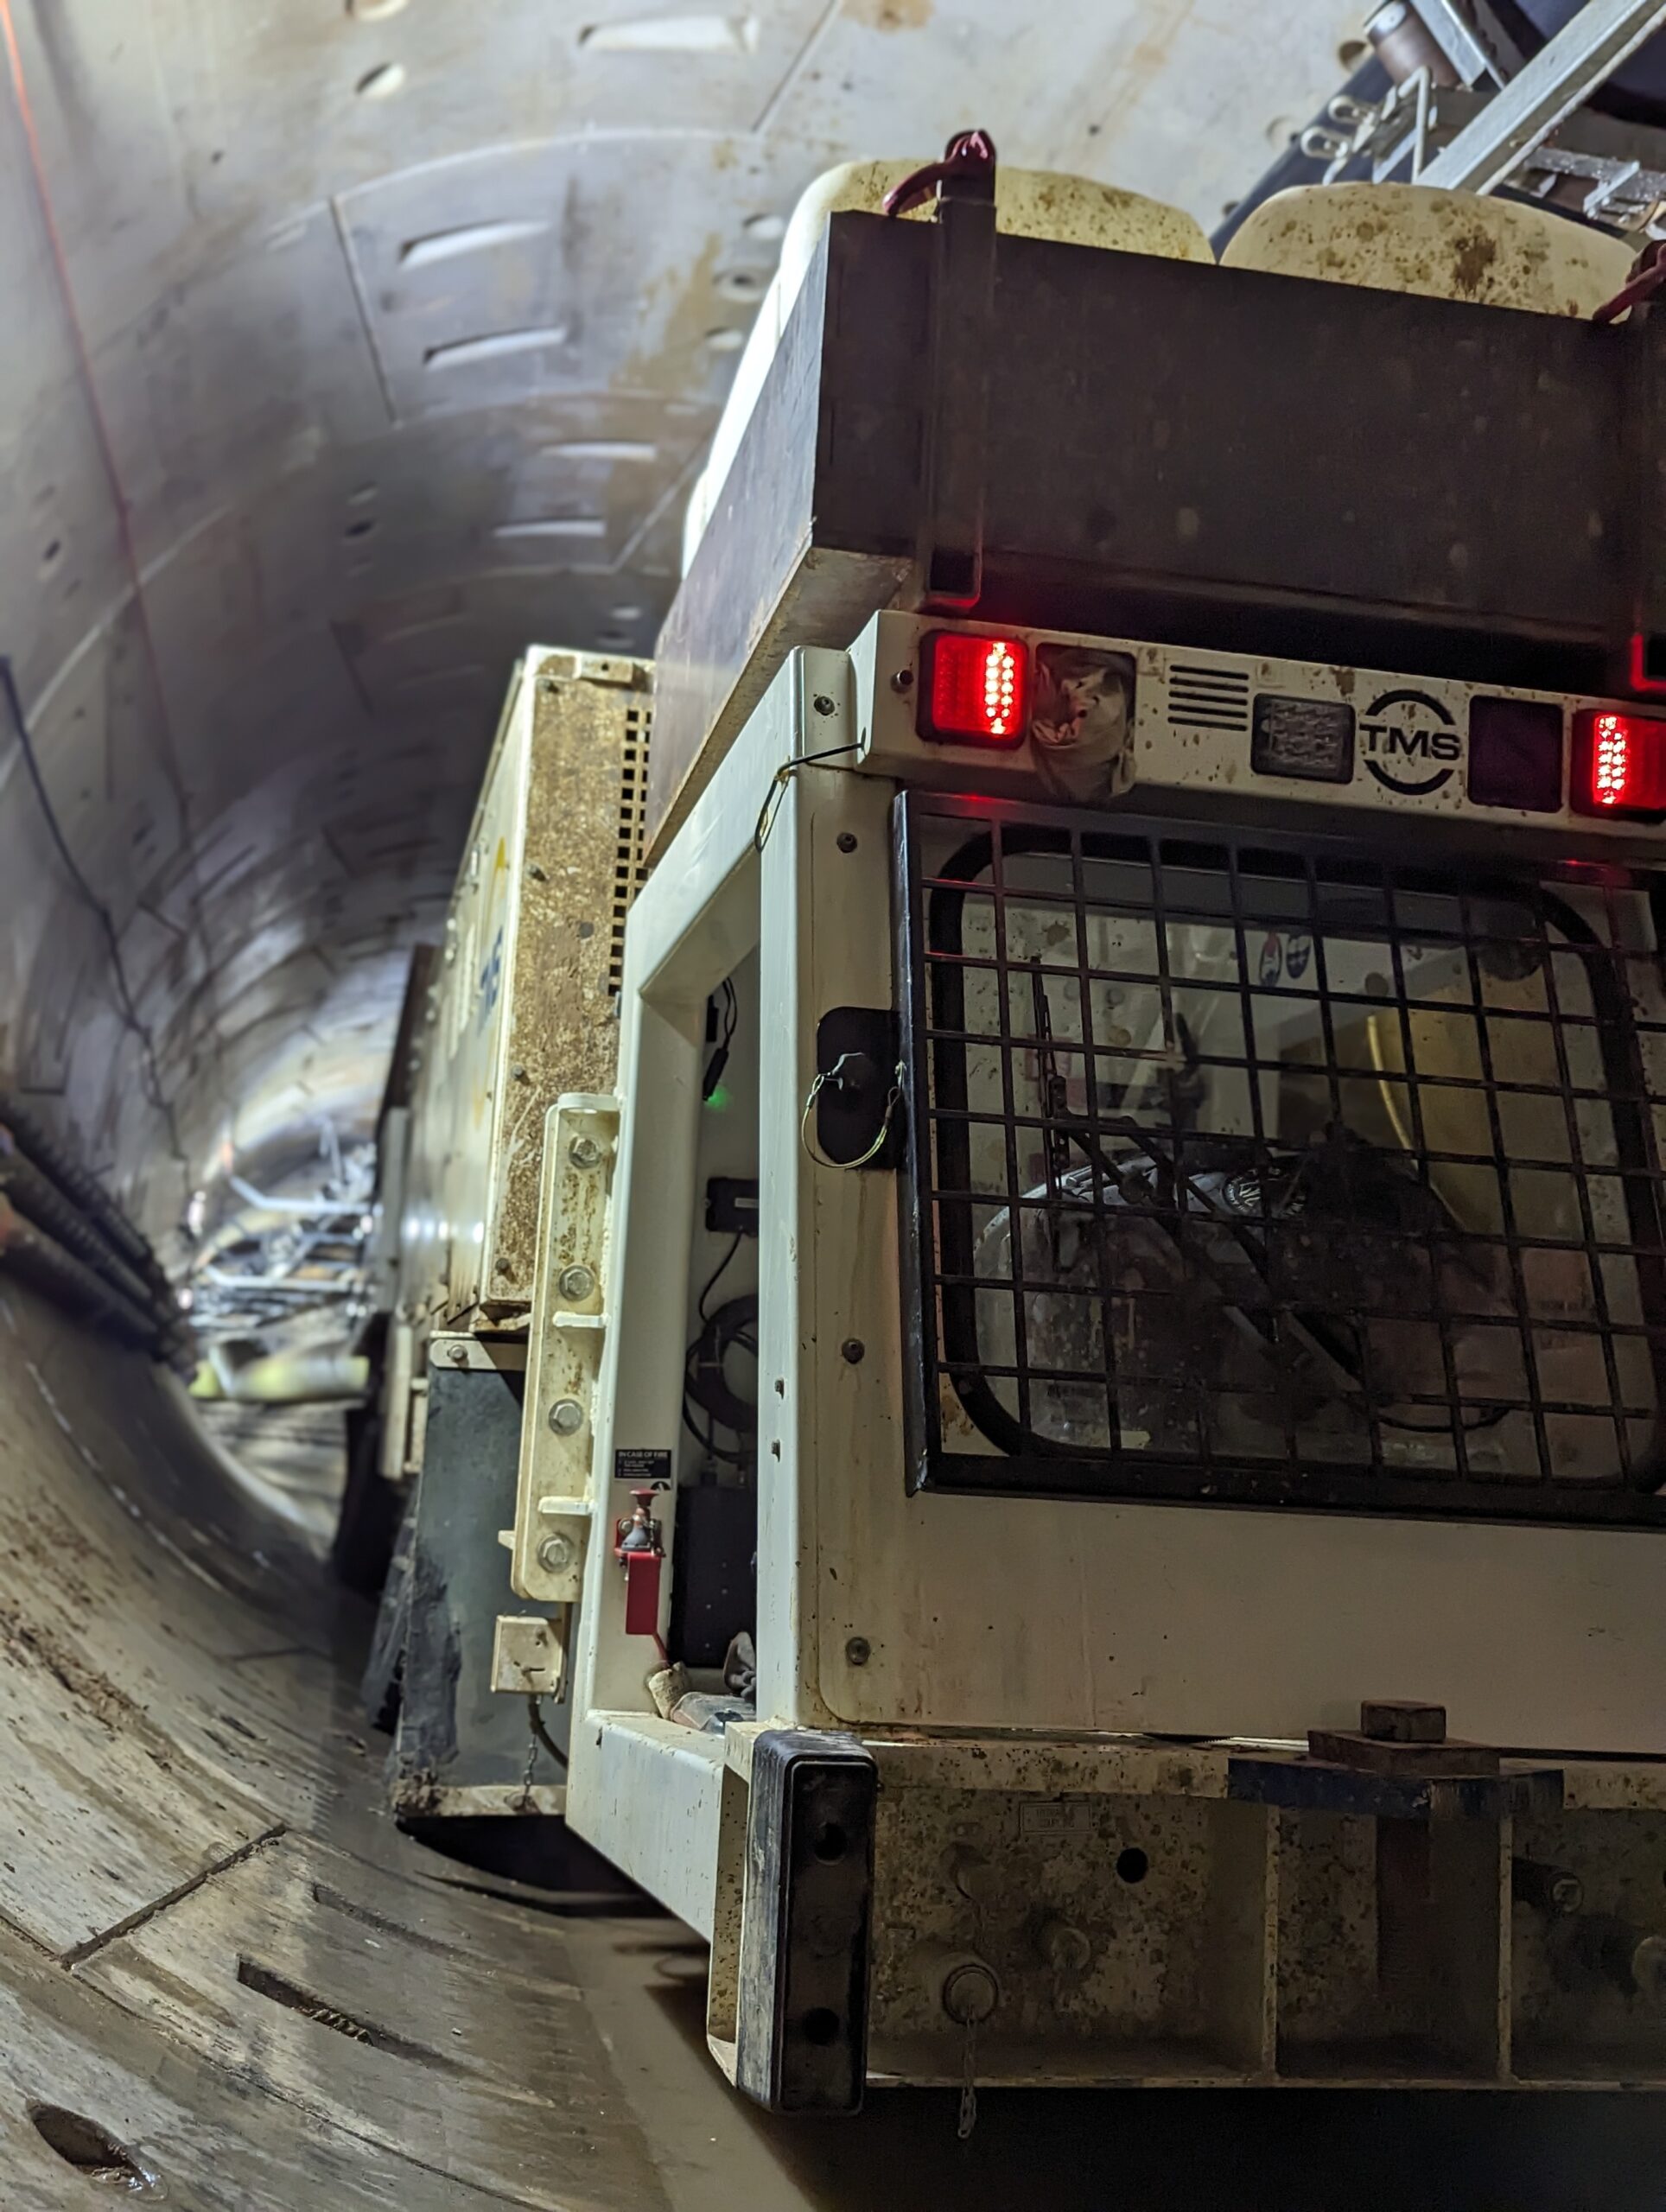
{"left": 917, "top": 632, "right": 1028, "bottom": 746}
{"left": 1572, "top": 709, "right": 1666, "bottom": 819}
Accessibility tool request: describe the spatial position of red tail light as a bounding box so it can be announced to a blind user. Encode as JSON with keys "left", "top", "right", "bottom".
{"left": 918, "top": 632, "right": 1028, "bottom": 745}
{"left": 1572, "top": 709, "right": 1666, "bottom": 818}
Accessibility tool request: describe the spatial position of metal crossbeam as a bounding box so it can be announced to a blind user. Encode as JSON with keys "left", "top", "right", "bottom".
{"left": 1419, "top": 0, "right": 1666, "bottom": 194}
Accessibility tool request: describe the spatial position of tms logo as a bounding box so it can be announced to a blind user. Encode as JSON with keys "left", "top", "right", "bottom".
{"left": 1360, "top": 687, "right": 1461, "bottom": 795}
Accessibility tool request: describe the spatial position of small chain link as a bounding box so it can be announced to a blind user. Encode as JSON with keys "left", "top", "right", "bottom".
{"left": 517, "top": 1704, "right": 539, "bottom": 1811}
{"left": 957, "top": 2016, "right": 978, "bottom": 2142}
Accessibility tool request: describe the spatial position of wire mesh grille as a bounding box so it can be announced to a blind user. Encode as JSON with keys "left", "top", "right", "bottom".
{"left": 897, "top": 794, "right": 1666, "bottom": 1523}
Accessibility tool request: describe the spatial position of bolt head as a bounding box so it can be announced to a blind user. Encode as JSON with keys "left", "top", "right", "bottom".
{"left": 812, "top": 692, "right": 837, "bottom": 716}
{"left": 549, "top": 1397, "right": 584, "bottom": 1436}
{"left": 558, "top": 1263, "right": 596, "bottom": 1301}
{"left": 447, "top": 1343, "right": 469, "bottom": 1366}
{"left": 836, "top": 830, "right": 858, "bottom": 855}
{"left": 845, "top": 1635, "right": 871, "bottom": 1667}
{"left": 1635, "top": 1935, "right": 1666, "bottom": 2009}
{"left": 841, "top": 1338, "right": 865, "bottom": 1364}
{"left": 569, "top": 1135, "right": 602, "bottom": 1169}
{"left": 890, "top": 668, "right": 915, "bottom": 693}
{"left": 537, "top": 1531, "right": 577, "bottom": 1573}
{"left": 1036, "top": 1916, "right": 1092, "bottom": 1975}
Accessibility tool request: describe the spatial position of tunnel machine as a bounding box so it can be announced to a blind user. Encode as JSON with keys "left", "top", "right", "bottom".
{"left": 453, "top": 157, "right": 1666, "bottom": 2107}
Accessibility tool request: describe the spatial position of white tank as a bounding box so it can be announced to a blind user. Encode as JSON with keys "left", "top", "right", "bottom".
{"left": 682, "top": 161, "right": 1215, "bottom": 572}
{"left": 1221, "top": 181, "right": 1636, "bottom": 315}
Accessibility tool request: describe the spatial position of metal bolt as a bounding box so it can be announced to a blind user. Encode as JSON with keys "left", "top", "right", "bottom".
{"left": 549, "top": 1397, "right": 584, "bottom": 1436}
{"left": 1035, "top": 1915, "right": 1093, "bottom": 1975}
{"left": 569, "top": 1135, "right": 602, "bottom": 1169}
{"left": 845, "top": 1635, "right": 871, "bottom": 1667}
{"left": 448, "top": 1343, "right": 469, "bottom": 1366}
{"left": 511, "top": 1064, "right": 530, "bottom": 1083}
{"left": 890, "top": 668, "right": 915, "bottom": 693}
{"left": 558, "top": 1263, "right": 596, "bottom": 1301}
{"left": 836, "top": 831, "right": 858, "bottom": 855}
{"left": 812, "top": 692, "right": 837, "bottom": 717}
{"left": 537, "top": 1531, "right": 577, "bottom": 1573}
{"left": 841, "top": 1338, "right": 865, "bottom": 1364}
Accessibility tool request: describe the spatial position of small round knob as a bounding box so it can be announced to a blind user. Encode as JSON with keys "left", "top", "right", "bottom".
{"left": 941, "top": 1961, "right": 999, "bottom": 2028}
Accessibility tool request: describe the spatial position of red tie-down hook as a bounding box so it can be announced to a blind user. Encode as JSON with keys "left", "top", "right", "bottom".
{"left": 614, "top": 1485, "right": 666, "bottom": 1646}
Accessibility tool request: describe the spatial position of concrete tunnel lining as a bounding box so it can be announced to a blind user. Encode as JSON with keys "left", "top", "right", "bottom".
{"left": 10, "top": 3, "right": 1666, "bottom": 2202}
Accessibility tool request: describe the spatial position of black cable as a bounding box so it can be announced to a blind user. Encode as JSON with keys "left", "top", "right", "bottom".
{"left": 0, "top": 653, "right": 188, "bottom": 1175}
{"left": 697, "top": 1231, "right": 741, "bottom": 1320}
{"left": 526, "top": 1695, "right": 569, "bottom": 1770}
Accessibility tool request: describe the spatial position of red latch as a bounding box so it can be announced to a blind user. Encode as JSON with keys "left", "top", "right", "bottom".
{"left": 614, "top": 1485, "right": 665, "bottom": 1641}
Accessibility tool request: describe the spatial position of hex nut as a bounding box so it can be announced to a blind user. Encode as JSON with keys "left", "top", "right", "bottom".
{"left": 558, "top": 1263, "right": 596, "bottom": 1301}
{"left": 548, "top": 1398, "right": 584, "bottom": 1436}
{"left": 569, "top": 1135, "right": 603, "bottom": 1169}
{"left": 537, "top": 1531, "right": 577, "bottom": 1573}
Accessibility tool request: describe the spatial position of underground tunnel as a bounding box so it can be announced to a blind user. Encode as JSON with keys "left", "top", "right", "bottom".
{"left": 6, "top": 3, "right": 1666, "bottom": 2206}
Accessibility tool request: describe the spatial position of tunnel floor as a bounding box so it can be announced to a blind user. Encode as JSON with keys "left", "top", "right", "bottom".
{"left": 3, "top": 1280, "right": 1666, "bottom": 2210}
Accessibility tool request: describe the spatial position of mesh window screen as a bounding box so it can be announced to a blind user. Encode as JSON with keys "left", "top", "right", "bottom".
{"left": 895, "top": 794, "right": 1666, "bottom": 1523}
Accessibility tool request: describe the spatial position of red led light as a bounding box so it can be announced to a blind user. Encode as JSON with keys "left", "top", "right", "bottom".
{"left": 919, "top": 631, "right": 1029, "bottom": 745}
{"left": 1572, "top": 708, "right": 1666, "bottom": 818}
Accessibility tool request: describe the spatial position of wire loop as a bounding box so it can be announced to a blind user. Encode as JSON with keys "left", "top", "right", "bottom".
{"left": 800, "top": 1060, "right": 906, "bottom": 1170}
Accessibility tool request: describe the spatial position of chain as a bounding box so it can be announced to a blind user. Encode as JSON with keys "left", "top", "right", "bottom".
{"left": 517, "top": 1720, "right": 537, "bottom": 1812}
{"left": 957, "top": 2015, "right": 979, "bottom": 2142}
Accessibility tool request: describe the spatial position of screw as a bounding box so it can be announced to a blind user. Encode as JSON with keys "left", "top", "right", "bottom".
{"left": 836, "top": 831, "right": 858, "bottom": 854}
{"left": 841, "top": 1338, "right": 865, "bottom": 1364}
{"left": 558, "top": 1263, "right": 596, "bottom": 1301}
{"left": 845, "top": 1635, "right": 871, "bottom": 1666}
{"left": 537, "top": 1531, "right": 577, "bottom": 1573}
{"left": 569, "top": 1135, "right": 602, "bottom": 1169}
{"left": 448, "top": 1343, "right": 469, "bottom": 1366}
{"left": 812, "top": 692, "right": 837, "bottom": 717}
{"left": 549, "top": 1397, "right": 584, "bottom": 1436}
{"left": 890, "top": 668, "right": 915, "bottom": 693}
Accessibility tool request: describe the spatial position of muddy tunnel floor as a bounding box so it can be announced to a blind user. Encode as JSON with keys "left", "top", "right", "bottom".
{"left": 0, "top": 1282, "right": 1663, "bottom": 2210}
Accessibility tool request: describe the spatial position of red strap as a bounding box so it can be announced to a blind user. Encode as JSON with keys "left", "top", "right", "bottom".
{"left": 1593, "top": 239, "right": 1666, "bottom": 326}
{"left": 882, "top": 128, "right": 997, "bottom": 219}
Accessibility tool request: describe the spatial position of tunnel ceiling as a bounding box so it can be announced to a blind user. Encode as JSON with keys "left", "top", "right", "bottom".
{"left": 0, "top": 0, "right": 1359, "bottom": 1247}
